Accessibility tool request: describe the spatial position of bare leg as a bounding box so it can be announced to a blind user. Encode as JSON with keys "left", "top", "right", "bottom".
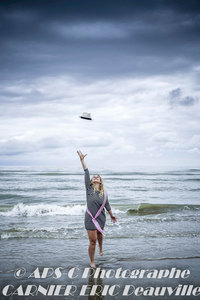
{"left": 87, "top": 230, "right": 97, "bottom": 268}
{"left": 97, "top": 227, "right": 104, "bottom": 256}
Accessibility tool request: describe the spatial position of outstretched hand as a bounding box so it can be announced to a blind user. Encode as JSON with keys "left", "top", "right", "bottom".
{"left": 77, "top": 150, "right": 87, "bottom": 161}
{"left": 111, "top": 215, "right": 117, "bottom": 223}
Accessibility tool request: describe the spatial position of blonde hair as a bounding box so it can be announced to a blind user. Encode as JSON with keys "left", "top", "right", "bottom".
{"left": 90, "top": 174, "right": 105, "bottom": 196}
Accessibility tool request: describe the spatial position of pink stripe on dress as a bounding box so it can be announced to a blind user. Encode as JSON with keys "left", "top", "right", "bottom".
{"left": 86, "top": 190, "right": 108, "bottom": 235}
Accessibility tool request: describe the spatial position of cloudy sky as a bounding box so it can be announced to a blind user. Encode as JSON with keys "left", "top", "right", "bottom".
{"left": 0, "top": 0, "right": 200, "bottom": 171}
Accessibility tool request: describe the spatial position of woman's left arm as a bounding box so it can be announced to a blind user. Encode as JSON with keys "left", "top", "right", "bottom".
{"left": 105, "top": 196, "right": 117, "bottom": 223}
{"left": 108, "top": 210, "right": 117, "bottom": 223}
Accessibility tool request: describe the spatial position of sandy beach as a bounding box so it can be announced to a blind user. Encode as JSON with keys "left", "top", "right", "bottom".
{"left": 0, "top": 238, "right": 200, "bottom": 299}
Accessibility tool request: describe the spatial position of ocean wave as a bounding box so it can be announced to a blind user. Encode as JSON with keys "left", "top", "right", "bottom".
{"left": 0, "top": 203, "right": 86, "bottom": 217}
{"left": 0, "top": 202, "right": 199, "bottom": 218}
{"left": 1, "top": 227, "right": 199, "bottom": 240}
{"left": 0, "top": 225, "right": 84, "bottom": 239}
{"left": 0, "top": 203, "right": 124, "bottom": 217}
{"left": 127, "top": 203, "right": 200, "bottom": 216}
{"left": 33, "top": 172, "right": 82, "bottom": 176}
{"left": 0, "top": 194, "right": 30, "bottom": 200}
{"left": 184, "top": 178, "right": 200, "bottom": 181}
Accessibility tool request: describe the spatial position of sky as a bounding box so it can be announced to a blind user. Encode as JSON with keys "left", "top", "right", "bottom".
{"left": 0, "top": 0, "right": 200, "bottom": 171}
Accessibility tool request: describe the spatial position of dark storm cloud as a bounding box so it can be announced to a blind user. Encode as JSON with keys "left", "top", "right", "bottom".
{"left": 0, "top": 0, "right": 200, "bottom": 81}
{"left": 168, "top": 88, "right": 199, "bottom": 107}
{"left": 169, "top": 88, "right": 182, "bottom": 99}
{"left": 181, "top": 96, "right": 198, "bottom": 106}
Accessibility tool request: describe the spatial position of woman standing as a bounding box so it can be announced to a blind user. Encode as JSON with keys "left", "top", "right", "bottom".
{"left": 77, "top": 150, "right": 117, "bottom": 268}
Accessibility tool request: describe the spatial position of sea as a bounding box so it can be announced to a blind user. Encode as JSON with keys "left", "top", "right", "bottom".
{"left": 0, "top": 167, "right": 200, "bottom": 299}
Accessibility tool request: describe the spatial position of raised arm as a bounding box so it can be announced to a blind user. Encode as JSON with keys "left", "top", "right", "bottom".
{"left": 77, "top": 150, "right": 91, "bottom": 189}
{"left": 77, "top": 150, "right": 87, "bottom": 170}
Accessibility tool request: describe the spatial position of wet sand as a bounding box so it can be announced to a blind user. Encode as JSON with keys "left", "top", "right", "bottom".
{"left": 0, "top": 239, "right": 199, "bottom": 300}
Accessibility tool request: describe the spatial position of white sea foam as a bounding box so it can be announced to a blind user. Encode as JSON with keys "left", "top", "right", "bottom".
{"left": 1, "top": 233, "right": 10, "bottom": 239}
{"left": 0, "top": 203, "right": 86, "bottom": 217}
{"left": 0, "top": 203, "right": 124, "bottom": 217}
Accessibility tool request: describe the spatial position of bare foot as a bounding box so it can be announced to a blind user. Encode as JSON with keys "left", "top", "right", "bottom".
{"left": 99, "top": 246, "right": 103, "bottom": 256}
{"left": 90, "top": 262, "right": 96, "bottom": 268}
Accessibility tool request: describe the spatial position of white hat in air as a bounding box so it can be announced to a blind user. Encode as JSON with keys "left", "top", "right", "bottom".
{"left": 79, "top": 112, "right": 92, "bottom": 120}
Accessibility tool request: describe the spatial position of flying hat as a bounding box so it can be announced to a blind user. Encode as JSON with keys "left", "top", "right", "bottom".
{"left": 79, "top": 112, "right": 92, "bottom": 120}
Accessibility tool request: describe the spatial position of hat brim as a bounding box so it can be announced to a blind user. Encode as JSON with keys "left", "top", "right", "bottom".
{"left": 80, "top": 116, "right": 92, "bottom": 120}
